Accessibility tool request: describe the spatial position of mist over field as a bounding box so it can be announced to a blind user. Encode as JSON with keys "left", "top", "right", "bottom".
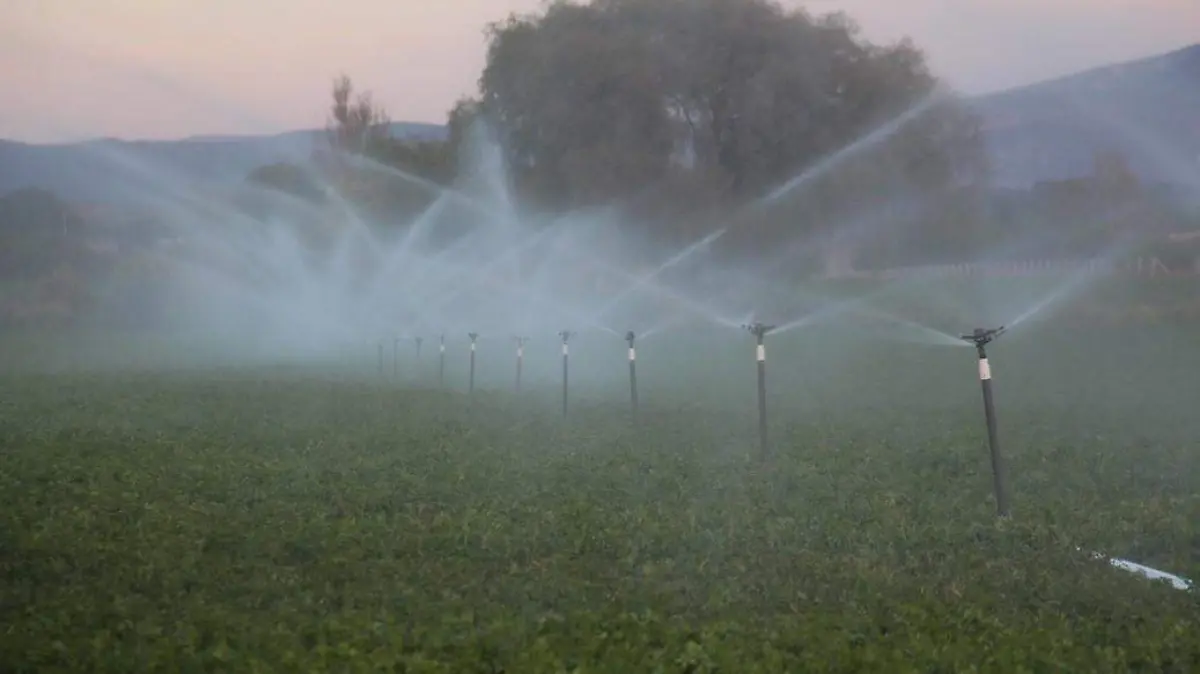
{"left": 1, "top": 0, "right": 1199, "bottom": 670}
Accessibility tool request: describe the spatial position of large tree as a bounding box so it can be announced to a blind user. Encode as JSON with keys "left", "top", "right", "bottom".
{"left": 476, "top": 0, "right": 988, "bottom": 257}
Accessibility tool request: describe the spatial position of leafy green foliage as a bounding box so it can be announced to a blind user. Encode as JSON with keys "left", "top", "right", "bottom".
{"left": 3, "top": 319, "right": 1200, "bottom": 670}
{"left": 478, "top": 0, "right": 986, "bottom": 218}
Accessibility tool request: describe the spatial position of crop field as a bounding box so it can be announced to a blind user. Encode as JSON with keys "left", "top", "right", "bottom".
{"left": 3, "top": 311, "right": 1200, "bottom": 670}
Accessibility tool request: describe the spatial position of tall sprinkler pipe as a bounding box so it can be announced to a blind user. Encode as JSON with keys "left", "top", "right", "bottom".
{"left": 961, "top": 326, "right": 1011, "bottom": 518}
{"left": 393, "top": 337, "right": 400, "bottom": 378}
{"left": 744, "top": 322, "right": 775, "bottom": 462}
{"left": 515, "top": 337, "right": 529, "bottom": 392}
{"left": 559, "top": 330, "right": 575, "bottom": 417}
{"left": 377, "top": 341, "right": 385, "bottom": 377}
{"left": 414, "top": 337, "right": 423, "bottom": 380}
{"left": 625, "top": 331, "right": 639, "bottom": 420}
{"left": 468, "top": 332, "right": 479, "bottom": 394}
{"left": 438, "top": 334, "right": 446, "bottom": 388}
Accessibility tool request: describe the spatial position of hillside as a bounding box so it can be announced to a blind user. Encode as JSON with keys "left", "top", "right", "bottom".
{"left": 972, "top": 43, "right": 1200, "bottom": 188}
{"left": 0, "top": 123, "right": 446, "bottom": 202}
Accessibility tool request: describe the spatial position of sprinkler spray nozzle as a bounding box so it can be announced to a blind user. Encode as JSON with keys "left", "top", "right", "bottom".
{"left": 743, "top": 322, "right": 776, "bottom": 339}
{"left": 559, "top": 330, "right": 575, "bottom": 343}
{"left": 468, "top": 332, "right": 479, "bottom": 342}
{"left": 961, "top": 326, "right": 1006, "bottom": 348}
{"left": 625, "top": 330, "right": 636, "bottom": 345}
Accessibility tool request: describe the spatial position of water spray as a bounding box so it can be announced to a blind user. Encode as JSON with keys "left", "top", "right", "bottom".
{"left": 438, "top": 334, "right": 446, "bottom": 388}
{"left": 559, "top": 330, "right": 575, "bottom": 417}
{"left": 468, "top": 332, "right": 479, "bottom": 394}
{"left": 744, "top": 322, "right": 775, "bottom": 462}
{"left": 960, "top": 326, "right": 1011, "bottom": 518}
{"left": 514, "top": 337, "right": 529, "bottom": 392}
{"left": 625, "top": 331, "right": 638, "bottom": 420}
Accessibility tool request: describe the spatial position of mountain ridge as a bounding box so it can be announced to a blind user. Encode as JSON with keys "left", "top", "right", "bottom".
{"left": 0, "top": 122, "right": 447, "bottom": 203}
{"left": 978, "top": 42, "right": 1200, "bottom": 100}
{"left": 1, "top": 44, "right": 1197, "bottom": 200}
{"left": 970, "top": 42, "right": 1200, "bottom": 187}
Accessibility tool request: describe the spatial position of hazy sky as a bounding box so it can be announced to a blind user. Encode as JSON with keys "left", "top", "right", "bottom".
{"left": 1, "top": 0, "right": 1196, "bottom": 143}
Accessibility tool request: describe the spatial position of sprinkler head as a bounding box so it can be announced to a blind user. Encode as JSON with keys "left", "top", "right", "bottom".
{"left": 415, "top": 336, "right": 423, "bottom": 345}
{"left": 960, "top": 326, "right": 1006, "bottom": 348}
{"left": 625, "top": 330, "right": 636, "bottom": 346}
{"left": 468, "top": 332, "right": 479, "bottom": 343}
{"left": 559, "top": 330, "right": 575, "bottom": 344}
{"left": 515, "top": 336, "right": 529, "bottom": 346}
{"left": 743, "top": 322, "right": 775, "bottom": 339}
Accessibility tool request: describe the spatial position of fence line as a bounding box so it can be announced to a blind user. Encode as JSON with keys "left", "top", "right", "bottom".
{"left": 844, "top": 256, "right": 1196, "bottom": 280}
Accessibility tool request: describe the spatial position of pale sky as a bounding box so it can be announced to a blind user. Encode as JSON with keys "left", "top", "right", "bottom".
{"left": 1, "top": 0, "right": 1197, "bottom": 143}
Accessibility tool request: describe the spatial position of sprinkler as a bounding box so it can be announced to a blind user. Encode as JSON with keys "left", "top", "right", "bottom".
{"left": 625, "top": 331, "right": 638, "bottom": 420}
{"left": 559, "top": 330, "right": 575, "bottom": 417}
{"left": 415, "top": 335, "right": 424, "bottom": 378}
{"left": 468, "top": 332, "right": 479, "bottom": 394}
{"left": 377, "top": 341, "right": 385, "bottom": 377}
{"left": 438, "top": 334, "right": 446, "bottom": 388}
{"left": 515, "top": 337, "right": 529, "bottom": 392}
{"left": 414, "top": 337, "right": 423, "bottom": 380}
{"left": 960, "top": 326, "right": 1010, "bottom": 517}
{"left": 744, "top": 322, "right": 775, "bottom": 462}
{"left": 393, "top": 337, "right": 400, "bottom": 378}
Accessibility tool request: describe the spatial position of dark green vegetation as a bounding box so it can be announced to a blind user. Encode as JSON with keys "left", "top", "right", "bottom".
{"left": 4, "top": 307, "right": 1200, "bottom": 671}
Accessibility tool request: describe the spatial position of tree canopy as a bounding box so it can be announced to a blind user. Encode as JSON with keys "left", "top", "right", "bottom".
{"left": 302, "top": 0, "right": 1193, "bottom": 267}
{"left": 474, "top": 0, "right": 987, "bottom": 217}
